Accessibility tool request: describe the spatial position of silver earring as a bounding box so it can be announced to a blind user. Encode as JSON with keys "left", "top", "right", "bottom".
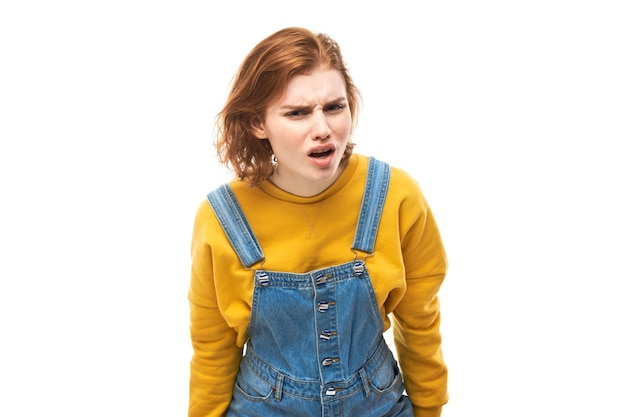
{"left": 271, "top": 154, "right": 278, "bottom": 163}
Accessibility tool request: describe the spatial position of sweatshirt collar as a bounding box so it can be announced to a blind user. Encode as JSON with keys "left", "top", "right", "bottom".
{"left": 258, "top": 154, "right": 361, "bottom": 203}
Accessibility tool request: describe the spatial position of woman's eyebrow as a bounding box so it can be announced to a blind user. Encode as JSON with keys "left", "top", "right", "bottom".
{"left": 279, "top": 97, "right": 347, "bottom": 110}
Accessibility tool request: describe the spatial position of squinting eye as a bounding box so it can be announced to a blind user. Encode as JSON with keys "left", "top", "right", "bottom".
{"left": 286, "top": 109, "right": 309, "bottom": 117}
{"left": 326, "top": 104, "right": 345, "bottom": 112}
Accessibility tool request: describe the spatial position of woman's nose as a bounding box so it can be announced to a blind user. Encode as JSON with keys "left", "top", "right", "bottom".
{"left": 312, "top": 111, "right": 331, "bottom": 140}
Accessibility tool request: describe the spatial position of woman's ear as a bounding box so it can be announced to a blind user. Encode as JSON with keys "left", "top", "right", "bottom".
{"left": 250, "top": 116, "right": 267, "bottom": 139}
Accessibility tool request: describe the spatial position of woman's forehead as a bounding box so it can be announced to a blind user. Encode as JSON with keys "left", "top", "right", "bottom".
{"left": 276, "top": 68, "right": 347, "bottom": 105}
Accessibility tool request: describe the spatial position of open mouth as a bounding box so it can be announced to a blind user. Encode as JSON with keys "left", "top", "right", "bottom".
{"left": 309, "top": 148, "right": 334, "bottom": 158}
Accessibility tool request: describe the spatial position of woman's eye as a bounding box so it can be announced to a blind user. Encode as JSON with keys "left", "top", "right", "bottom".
{"left": 325, "top": 103, "right": 345, "bottom": 112}
{"left": 286, "top": 109, "right": 308, "bottom": 117}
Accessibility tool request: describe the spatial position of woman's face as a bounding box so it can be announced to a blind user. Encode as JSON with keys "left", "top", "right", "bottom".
{"left": 252, "top": 66, "right": 352, "bottom": 197}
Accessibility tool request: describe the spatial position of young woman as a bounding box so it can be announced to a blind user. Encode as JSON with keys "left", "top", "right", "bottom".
{"left": 189, "top": 27, "right": 448, "bottom": 417}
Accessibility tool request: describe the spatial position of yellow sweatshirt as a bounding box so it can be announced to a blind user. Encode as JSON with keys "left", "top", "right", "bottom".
{"left": 189, "top": 154, "right": 448, "bottom": 417}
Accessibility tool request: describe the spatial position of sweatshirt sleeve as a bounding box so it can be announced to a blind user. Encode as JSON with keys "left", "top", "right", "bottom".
{"left": 188, "top": 203, "right": 243, "bottom": 417}
{"left": 392, "top": 184, "right": 449, "bottom": 417}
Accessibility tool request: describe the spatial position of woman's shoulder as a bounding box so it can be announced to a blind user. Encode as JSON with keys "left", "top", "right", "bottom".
{"left": 359, "top": 154, "right": 422, "bottom": 193}
{"left": 367, "top": 156, "right": 428, "bottom": 209}
{"left": 194, "top": 179, "right": 242, "bottom": 223}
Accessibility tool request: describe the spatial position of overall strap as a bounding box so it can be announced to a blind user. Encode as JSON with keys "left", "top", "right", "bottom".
{"left": 207, "top": 184, "right": 265, "bottom": 268}
{"left": 351, "top": 157, "right": 391, "bottom": 254}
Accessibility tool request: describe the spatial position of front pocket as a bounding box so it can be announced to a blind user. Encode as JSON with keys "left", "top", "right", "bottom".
{"left": 369, "top": 359, "right": 403, "bottom": 395}
{"left": 233, "top": 366, "right": 274, "bottom": 401}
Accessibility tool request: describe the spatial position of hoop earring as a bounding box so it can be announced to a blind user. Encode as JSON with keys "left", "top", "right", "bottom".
{"left": 271, "top": 154, "right": 278, "bottom": 163}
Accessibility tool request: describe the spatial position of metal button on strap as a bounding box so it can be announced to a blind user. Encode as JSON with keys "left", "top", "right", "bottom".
{"left": 256, "top": 271, "right": 269, "bottom": 286}
{"left": 352, "top": 260, "right": 366, "bottom": 276}
{"left": 322, "top": 357, "right": 339, "bottom": 366}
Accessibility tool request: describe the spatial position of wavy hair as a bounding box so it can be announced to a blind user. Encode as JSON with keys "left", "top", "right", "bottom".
{"left": 214, "top": 27, "right": 361, "bottom": 186}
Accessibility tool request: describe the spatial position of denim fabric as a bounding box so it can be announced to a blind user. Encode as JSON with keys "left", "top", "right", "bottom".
{"left": 207, "top": 184, "right": 264, "bottom": 268}
{"left": 209, "top": 158, "right": 413, "bottom": 417}
{"left": 352, "top": 157, "right": 391, "bottom": 254}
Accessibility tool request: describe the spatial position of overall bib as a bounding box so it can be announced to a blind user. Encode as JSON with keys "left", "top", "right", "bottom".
{"left": 208, "top": 158, "right": 413, "bottom": 417}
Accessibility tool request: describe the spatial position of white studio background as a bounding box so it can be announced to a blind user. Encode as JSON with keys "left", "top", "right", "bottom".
{"left": 1, "top": 1, "right": 624, "bottom": 416}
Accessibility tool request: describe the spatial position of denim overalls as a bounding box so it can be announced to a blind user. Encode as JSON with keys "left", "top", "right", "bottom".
{"left": 208, "top": 158, "right": 413, "bottom": 417}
